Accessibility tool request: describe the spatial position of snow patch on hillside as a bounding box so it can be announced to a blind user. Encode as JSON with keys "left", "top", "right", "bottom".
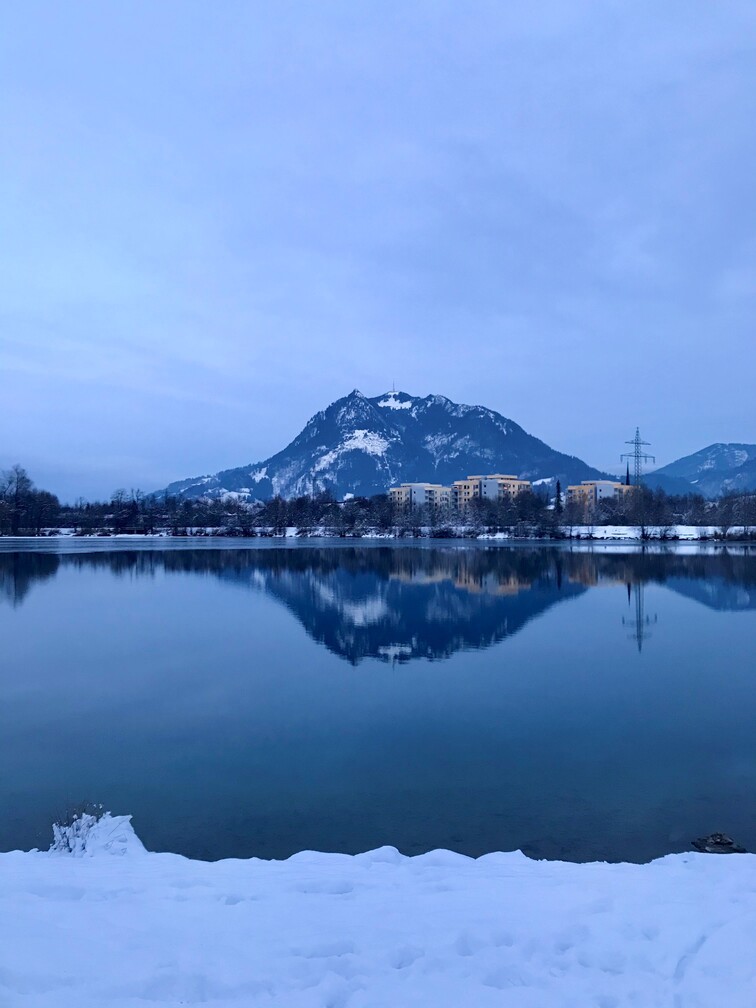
{"left": 313, "top": 430, "right": 391, "bottom": 473}
{"left": 424, "top": 433, "right": 456, "bottom": 459}
{"left": 377, "top": 393, "right": 412, "bottom": 410}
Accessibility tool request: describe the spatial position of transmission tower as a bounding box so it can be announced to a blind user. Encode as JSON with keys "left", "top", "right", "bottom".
{"left": 621, "top": 428, "right": 655, "bottom": 485}
{"left": 623, "top": 582, "right": 657, "bottom": 653}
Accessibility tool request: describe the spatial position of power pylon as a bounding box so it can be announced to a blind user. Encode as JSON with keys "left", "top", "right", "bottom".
{"left": 623, "top": 582, "right": 657, "bottom": 652}
{"left": 621, "top": 428, "right": 655, "bottom": 486}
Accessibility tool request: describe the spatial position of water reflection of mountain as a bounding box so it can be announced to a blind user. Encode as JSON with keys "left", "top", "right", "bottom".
{"left": 566, "top": 553, "right": 756, "bottom": 611}
{"left": 664, "top": 577, "right": 756, "bottom": 611}
{"left": 1, "top": 546, "right": 755, "bottom": 661}
{"left": 239, "top": 548, "right": 585, "bottom": 664}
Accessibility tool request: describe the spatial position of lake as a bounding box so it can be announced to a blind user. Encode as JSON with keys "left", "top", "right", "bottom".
{"left": 1, "top": 540, "right": 754, "bottom": 863}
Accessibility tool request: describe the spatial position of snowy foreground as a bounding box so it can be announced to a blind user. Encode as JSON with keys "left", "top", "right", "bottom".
{"left": 2, "top": 816, "right": 755, "bottom": 1008}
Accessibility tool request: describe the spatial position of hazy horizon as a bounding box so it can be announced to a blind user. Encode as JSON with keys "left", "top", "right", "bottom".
{"left": 2, "top": 3, "right": 755, "bottom": 500}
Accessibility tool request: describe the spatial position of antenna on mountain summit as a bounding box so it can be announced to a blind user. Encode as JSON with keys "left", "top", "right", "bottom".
{"left": 392, "top": 381, "right": 396, "bottom": 393}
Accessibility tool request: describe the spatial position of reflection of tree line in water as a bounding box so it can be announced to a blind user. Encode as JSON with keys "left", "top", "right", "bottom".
{"left": 2, "top": 546, "right": 755, "bottom": 609}
{"left": 0, "top": 552, "right": 61, "bottom": 607}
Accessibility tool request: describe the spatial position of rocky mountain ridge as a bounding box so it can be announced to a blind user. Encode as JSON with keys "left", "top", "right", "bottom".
{"left": 161, "top": 389, "right": 612, "bottom": 502}
{"left": 649, "top": 443, "right": 756, "bottom": 498}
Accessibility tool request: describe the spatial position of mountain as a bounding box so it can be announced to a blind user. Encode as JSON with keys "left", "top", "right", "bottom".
{"left": 161, "top": 389, "right": 612, "bottom": 501}
{"left": 650, "top": 443, "right": 756, "bottom": 498}
{"left": 642, "top": 472, "right": 699, "bottom": 496}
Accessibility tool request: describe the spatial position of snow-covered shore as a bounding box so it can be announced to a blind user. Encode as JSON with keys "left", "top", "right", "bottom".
{"left": 1, "top": 815, "right": 754, "bottom": 1007}
{"left": 3, "top": 524, "right": 755, "bottom": 542}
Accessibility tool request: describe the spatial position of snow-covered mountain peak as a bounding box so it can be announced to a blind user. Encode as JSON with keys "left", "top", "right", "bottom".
{"left": 650, "top": 441, "right": 756, "bottom": 497}
{"left": 327, "top": 390, "right": 381, "bottom": 428}
{"left": 161, "top": 389, "right": 612, "bottom": 501}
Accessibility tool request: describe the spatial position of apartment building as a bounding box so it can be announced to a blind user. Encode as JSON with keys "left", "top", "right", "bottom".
{"left": 388, "top": 474, "right": 532, "bottom": 509}
{"left": 388, "top": 483, "right": 452, "bottom": 508}
{"left": 452, "top": 474, "right": 532, "bottom": 508}
{"left": 566, "top": 480, "right": 634, "bottom": 511}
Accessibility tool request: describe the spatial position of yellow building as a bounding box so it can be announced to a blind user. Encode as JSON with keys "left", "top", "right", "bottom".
{"left": 566, "top": 480, "right": 634, "bottom": 513}
{"left": 389, "top": 473, "right": 531, "bottom": 510}
{"left": 450, "top": 477, "right": 481, "bottom": 507}
{"left": 451, "top": 474, "right": 532, "bottom": 508}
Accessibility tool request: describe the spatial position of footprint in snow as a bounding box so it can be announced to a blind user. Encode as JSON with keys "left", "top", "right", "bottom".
{"left": 292, "top": 940, "right": 357, "bottom": 959}
{"left": 390, "top": 945, "right": 424, "bottom": 969}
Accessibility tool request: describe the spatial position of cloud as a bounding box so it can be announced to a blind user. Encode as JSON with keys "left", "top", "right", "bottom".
{"left": 1, "top": 1, "right": 755, "bottom": 497}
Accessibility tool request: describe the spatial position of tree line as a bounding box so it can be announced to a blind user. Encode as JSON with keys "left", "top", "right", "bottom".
{"left": 2, "top": 466, "right": 755, "bottom": 538}
{"left": 0, "top": 466, "right": 60, "bottom": 535}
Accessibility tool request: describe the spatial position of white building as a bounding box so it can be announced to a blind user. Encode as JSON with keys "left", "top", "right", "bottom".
{"left": 388, "top": 483, "right": 452, "bottom": 508}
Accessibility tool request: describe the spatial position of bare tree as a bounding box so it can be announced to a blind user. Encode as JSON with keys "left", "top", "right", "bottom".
{"left": 1, "top": 465, "right": 34, "bottom": 534}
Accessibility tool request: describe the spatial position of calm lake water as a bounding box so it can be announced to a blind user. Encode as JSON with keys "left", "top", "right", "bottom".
{"left": 1, "top": 540, "right": 754, "bottom": 863}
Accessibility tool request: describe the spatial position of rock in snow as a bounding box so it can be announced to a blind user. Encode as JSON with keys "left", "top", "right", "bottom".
{"left": 1, "top": 814, "right": 755, "bottom": 1006}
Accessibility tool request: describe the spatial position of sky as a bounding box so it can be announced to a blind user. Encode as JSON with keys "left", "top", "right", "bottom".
{"left": 2, "top": 1, "right": 755, "bottom": 501}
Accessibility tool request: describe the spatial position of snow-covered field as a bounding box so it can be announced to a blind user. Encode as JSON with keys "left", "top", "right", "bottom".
{"left": 1, "top": 814, "right": 754, "bottom": 1007}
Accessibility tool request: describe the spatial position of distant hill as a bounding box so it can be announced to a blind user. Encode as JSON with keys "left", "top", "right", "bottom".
{"left": 159, "top": 389, "right": 613, "bottom": 502}
{"left": 649, "top": 443, "right": 756, "bottom": 498}
{"left": 642, "top": 472, "right": 700, "bottom": 496}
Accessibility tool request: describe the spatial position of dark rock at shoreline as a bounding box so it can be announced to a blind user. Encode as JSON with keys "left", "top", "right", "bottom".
{"left": 692, "top": 833, "right": 747, "bottom": 854}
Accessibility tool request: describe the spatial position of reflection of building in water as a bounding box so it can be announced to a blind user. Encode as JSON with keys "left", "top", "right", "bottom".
{"left": 249, "top": 548, "right": 582, "bottom": 664}
{"left": 564, "top": 556, "right": 660, "bottom": 652}
{"left": 9, "top": 546, "right": 753, "bottom": 666}
{"left": 451, "top": 570, "right": 531, "bottom": 596}
{"left": 388, "top": 557, "right": 532, "bottom": 597}
{"left": 565, "top": 554, "right": 637, "bottom": 588}
{"left": 623, "top": 581, "right": 657, "bottom": 652}
{"left": 568, "top": 569, "right": 630, "bottom": 588}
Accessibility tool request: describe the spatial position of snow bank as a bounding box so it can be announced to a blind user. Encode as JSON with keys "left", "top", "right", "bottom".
{"left": 13, "top": 524, "right": 754, "bottom": 542}
{"left": 1, "top": 815, "right": 754, "bottom": 1007}
{"left": 560, "top": 525, "right": 739, "bottom": 541}
{"left": 50, "top": 812, "right": 146, "bottom": 858}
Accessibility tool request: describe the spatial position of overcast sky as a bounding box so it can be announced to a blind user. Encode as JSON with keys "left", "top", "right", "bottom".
{"left": 2, "top": 1, "right": 755, "bottom": 500}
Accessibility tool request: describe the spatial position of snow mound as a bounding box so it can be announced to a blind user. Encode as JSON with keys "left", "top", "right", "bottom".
{"left": 50, "top": 812, "right": 146, "bottom": 858}
{"left": 0, "top": 818, "right": 753, "bottom": 1007}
